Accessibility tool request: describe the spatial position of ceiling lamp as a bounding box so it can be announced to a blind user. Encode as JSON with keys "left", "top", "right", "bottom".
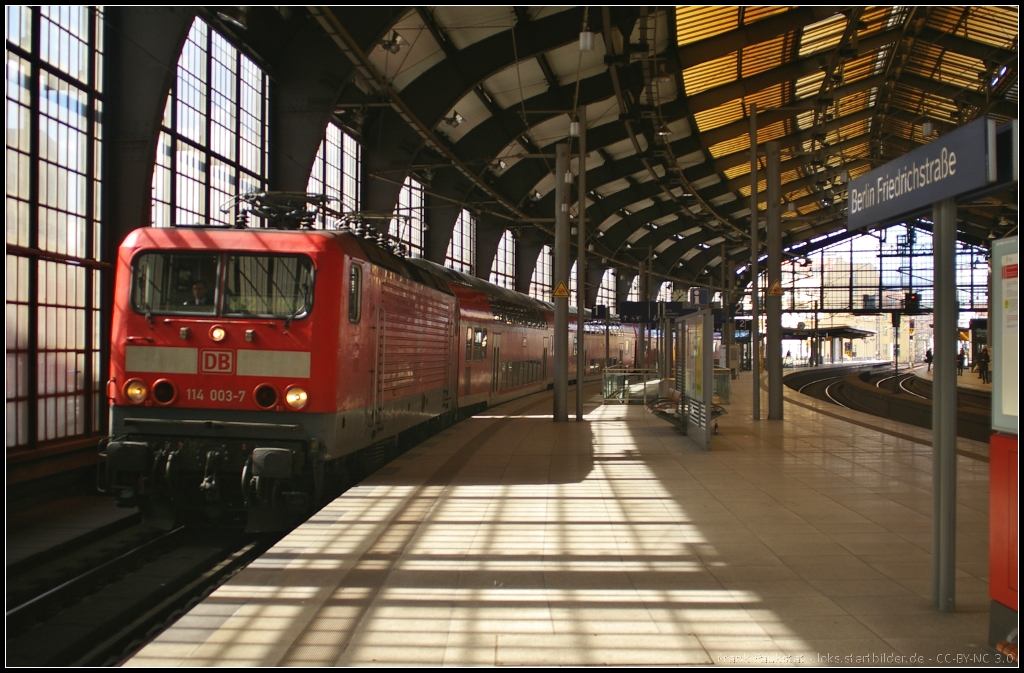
{"left": 922, "top": 119, "right": 935, "bottom": 138}
{"left": 530, "top": 190, "right": 542, "bottom": 201}
{"left": 380, "top": 30, "right": 406, "bottom": 54}
{"left": 217, "top": 7, "right": 248, "bottom": 30}
{"left": 569, "top": 120, "right": 580, "bottom": 137}
{"left": 579, "top": 31, "right": 595, "bottom": 51}
{"left": 656, "top": 124, "right": 672, "bottom": 138}
{"left": 444, "top": 111, "right": 465, "bottom": 128}
{"left": 787, "top": 201, "right": 796, "bottom": 213}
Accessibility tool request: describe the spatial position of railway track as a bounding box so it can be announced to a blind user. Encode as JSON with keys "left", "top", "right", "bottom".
{"left": 6, "top": 522, "right": 278, "bottom": 666}
{"left": 785, "top": 366, "right": 992, "bottom": 445}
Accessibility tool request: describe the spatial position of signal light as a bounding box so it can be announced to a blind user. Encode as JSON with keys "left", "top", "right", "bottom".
{"left": 284, "top": 386, "right": 308, "bottom": 410}
{"left": 904, "top": 292, "right": 920, "bottom": 311}
{"left": 153, "top": 379, "right": 176, "bottom": 405}
{"left": 124, "top": 379, "right": 148, "bottom": 404}
{"left": 254, "top": 384, "right": 277, "bottom": 409}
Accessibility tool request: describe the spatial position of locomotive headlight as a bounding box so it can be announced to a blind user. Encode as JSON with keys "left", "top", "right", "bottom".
{"left": 284, "top": 386, "right": 308, "bottom": 410}
{"left": 124, "top": 378, "right": 148, "bottom": 404}
{"left": 210, "top": 325, "right": 227, "bottom": 342}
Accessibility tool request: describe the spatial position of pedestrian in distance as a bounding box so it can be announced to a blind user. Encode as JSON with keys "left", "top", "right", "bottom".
{"left": 977, "top": 346, "right": 991, "bottom": 384}
{"left": 958, "top": 347, "right": 967, "bottom": 377}
{"left": 925, "top": 348, "right": 933, "bottom": 372}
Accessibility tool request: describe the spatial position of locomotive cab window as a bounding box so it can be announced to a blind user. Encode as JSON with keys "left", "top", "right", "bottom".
{"left": 224, "top": 254, "right": 314, "bottom": 319}
{"left": 349, "top": 263, "right": 362, "bottom": 323}
{"left": 131, "top": 252, "right": 220, "bottom": 315}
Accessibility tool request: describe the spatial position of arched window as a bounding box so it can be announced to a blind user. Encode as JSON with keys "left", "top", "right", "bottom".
{"left": 597, "top": 268, "right": 616, "bottom": 314}
{"left": 529, "top": 244, "right": 551, "bottom": 301}
{"left": 445, "top": 209, "right": 475, "bottom": 274}
{"left": 389, "top": 176, "right": 425, "bottom": 257}
{"left": 627, "top": 276, "right": 641, "bottom": 302}
{"left": 568, "top": 261, "right": 578, "bottom": 307}
{"left": 6, "top": 6, "right": 106, "bottom": 448}
{"left": 656, "top": 281, "right": 673, "bottom": 302}
{"left": 489, "top": 230, "right": 515, "bottom": 290}
{"left": 152, "top": 17, "right": 270, "bottom": 227}
{"left": 307, "top": 123, "right": 360, "bottom": 228}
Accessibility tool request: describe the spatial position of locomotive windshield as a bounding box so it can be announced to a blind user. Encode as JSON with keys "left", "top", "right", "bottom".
{"left": 223, "top": 254, "right": 313, "bottom": 319}
{"left": 130, "top": 252, "right": 314, "bottom": 320}
{"left": 131, "top": 252, "right": 220, "bottom": 316}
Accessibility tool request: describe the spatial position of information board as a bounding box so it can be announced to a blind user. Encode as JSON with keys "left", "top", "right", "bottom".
{"left": 991, "top": 236, "right": 1018, "bottom": 435}
{"left": 677, "top": 309, "right": 713, "bottom": 451}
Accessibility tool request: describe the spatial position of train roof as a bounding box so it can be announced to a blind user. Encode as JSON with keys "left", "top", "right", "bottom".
{"left": 125, "top": 225, "right": 620, "bottom": 327}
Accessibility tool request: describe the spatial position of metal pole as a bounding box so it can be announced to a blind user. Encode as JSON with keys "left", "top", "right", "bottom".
{"left": 932, "top": 196, "right": 958, "bottom": 612}
{"left": 639, "top": 258, "right": 648, "bottom": 370}
{"left": 553, "top": 143, "right": 569, "bottom": 422}
{"left": 576, "top": 106, "right": 587, "bottom": 421}
{"left": 749, "top": 104, "right": 760, "bottom": 420}
{"left": 722, "top": 245, "right": 729, "bottom": 375}
{"left": 766, "top": 140, "right": 783, "bottom": 420}
{"left": 605, "top": 319, "right": 609, "bottom": 367}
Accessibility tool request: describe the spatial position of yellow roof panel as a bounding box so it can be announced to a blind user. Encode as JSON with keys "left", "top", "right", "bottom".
{"left": 675, "top": 6, "right": 737, "bottom": 47}
{"left": 683, "top": 53, "right": 736, "bottom": 97}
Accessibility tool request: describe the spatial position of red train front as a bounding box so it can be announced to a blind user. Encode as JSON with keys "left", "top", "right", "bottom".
{"left": 103, "top": 216, "right": 635, "bottom": 530}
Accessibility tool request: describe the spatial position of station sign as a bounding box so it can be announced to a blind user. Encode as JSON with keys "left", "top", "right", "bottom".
{"left": 620, "top": 301, "right": 687, "bottom": 323}
{"left": 847, "top": 116, "right": 997, "bottom": 231}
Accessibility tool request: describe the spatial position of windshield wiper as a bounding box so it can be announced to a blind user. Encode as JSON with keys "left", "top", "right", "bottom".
{"left": 283, "top": 284, "right": 311, "bottom": 330}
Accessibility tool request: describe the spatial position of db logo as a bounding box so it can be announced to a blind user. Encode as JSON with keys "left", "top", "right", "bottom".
{"left": 201, "top": 349, "right": 234, "bottom": 374}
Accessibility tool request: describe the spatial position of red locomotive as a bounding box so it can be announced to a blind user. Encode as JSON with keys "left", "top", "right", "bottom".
{"left": 103, "top": 197, "right": 636, "bottom": 530}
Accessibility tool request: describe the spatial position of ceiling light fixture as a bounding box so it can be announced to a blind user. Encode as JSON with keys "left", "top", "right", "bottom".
{"left": 922, "top": 119, "right": 935, "bottom": 138}
{"left": 380, "top": 30, "right": 406, "bottom": 54}
{"left": 579, "top": 31, "right": 595, "bottom": 51}
{"left": 656, "top": 124, "right": 672, "bottom": 138}
{"left": 217, "top": 7, "right": 248, "bottom": 30}
{"left": 444, "top": 111, "right": 465, "bottom": 128}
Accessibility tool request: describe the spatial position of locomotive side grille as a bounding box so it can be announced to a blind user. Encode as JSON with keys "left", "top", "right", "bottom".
{"left": 380, "top": 278, "right": 453, "bottom": 397}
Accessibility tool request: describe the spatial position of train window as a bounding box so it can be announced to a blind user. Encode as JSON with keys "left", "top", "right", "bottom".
{"left": 466, "top": 327, "right": 473, "bottom": 361}
{"left": 224, "top": 254, "right": 314, "bottom": 319}
{"left": 131, "top": 252, "right": 220, "bottom": 316}
{"left": 349, "top": 264, "right": 362, "bottom": 323}
{"left": 473, "top": 328, "right": 488, "bottom": 361}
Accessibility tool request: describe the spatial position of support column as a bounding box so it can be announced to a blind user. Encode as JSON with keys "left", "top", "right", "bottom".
{"left": 749, "top": 104, "right": 760, "bottom": 420}
{"left": 932, "top": 196, "right": 958, "bottom": 612}
{"left": 553, "top": 143, "right": 570, "bottom": 422}
{"left": 576, "top": 106, "right": 587, "bottom": 420}
{"left": 639, "top": 257, "right": 648, "bottom": 370}
{"left": 766, "top": 140, "right": 783, "bottom": 420}
{"left": 726, "top": 257, "right": 736, "bottom": 378}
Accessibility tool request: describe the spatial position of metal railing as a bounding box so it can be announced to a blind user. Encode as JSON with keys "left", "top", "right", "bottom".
{"left": 601, "top": 368, "right": 660, "bottom": 404}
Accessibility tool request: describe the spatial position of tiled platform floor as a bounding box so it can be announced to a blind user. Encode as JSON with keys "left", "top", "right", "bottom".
{"left": 126, "top": 370, "right": 1004, "bottom": 667}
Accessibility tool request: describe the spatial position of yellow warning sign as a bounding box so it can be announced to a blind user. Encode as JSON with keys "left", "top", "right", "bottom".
{"left": 767, "top": 279, "right": 784, "bottom": 296}
{"left": 552, "top": 281, "right": 570, "bottom": 299}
